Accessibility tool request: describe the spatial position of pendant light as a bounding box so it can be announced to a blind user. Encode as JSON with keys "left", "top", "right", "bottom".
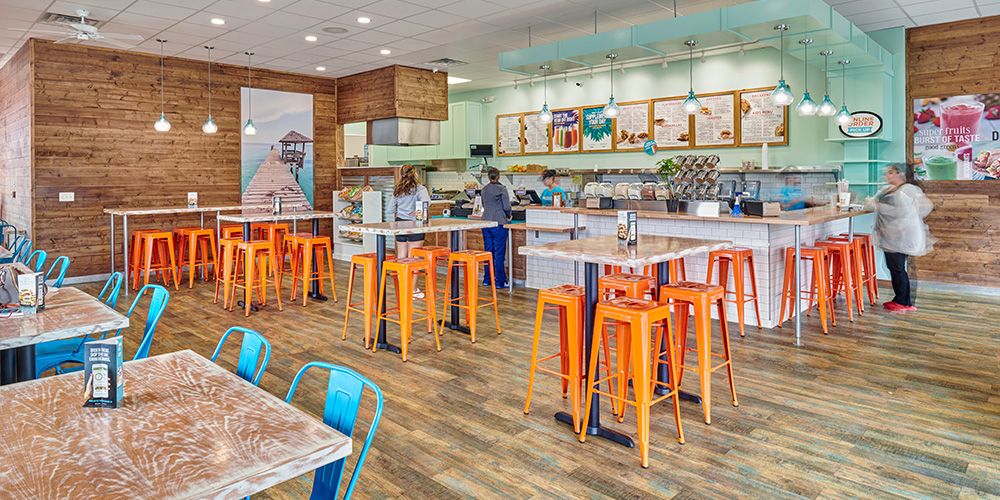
{"left": 602, "top": 53, "right": 620, "bottom": 119}
{"left": 681, "top": 40, "right": 700, "bottom": 115}
{"left": 770, "top": 24, "right": 794, "bottom": 106}
{"left": 817, "top": 50, "right": 837, "bottom": 117}
{"left": 202, "top": 46, "right": 218, "bottom": 134}
{"left": 795, "top": 39, "right": 818, "bottom": 116}
{"left": 834, "top": 59, "right": 852, "bottom": 126}
{"left": 538, "top": 64, "right": 552, "bottom": 124}
{"left": 243, "top": 51, "right": 257, "bottom": 136}
{"left": 153, "top": 39, "right": 171, "bottom": 132}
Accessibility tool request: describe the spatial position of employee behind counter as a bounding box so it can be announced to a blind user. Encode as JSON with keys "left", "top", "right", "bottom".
{"left": 539, "top": 169, "right": 569, "bottom": 206}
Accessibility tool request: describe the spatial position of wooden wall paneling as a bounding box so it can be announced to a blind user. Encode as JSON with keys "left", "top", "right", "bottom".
{"left": 393, "top": 65, "right": 448, "bottom": 121}
{"left": 336, "top": 65, "right": 448, "bottom": 124}
{"left": 905, "top": 17, "right": 1000, "bottom": 287}
{"left": 0, "top": 42, "right": 33, "bottom": 236}
{"left": 29, "top": 39, "right": 340, "bottom": 277}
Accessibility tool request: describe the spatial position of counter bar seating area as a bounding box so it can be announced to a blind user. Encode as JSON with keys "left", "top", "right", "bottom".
{"left": 0, "top": 0, "right": 997, "bottom": 497}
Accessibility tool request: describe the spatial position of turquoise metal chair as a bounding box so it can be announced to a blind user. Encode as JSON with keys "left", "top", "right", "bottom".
{"left": 210, "top": 327, "right": 271, "bottom": 386}
{"left": 35, "top": 272, "right": 123, "bottom": 376}
{"left": 285, "top": 362, "right": 384, "bottom": 500}
{"left": 25, "top": 249, "right": 47, "bottom": 272}
{"left": 35, "top": 279, "right": 166, "bottom": 376}
{"left": 98, "top": 271, "right": 124, "bottom": 309}
{"left": 45, "top": 256, "right": 70, "bottom": 287}
{"left": 13, "top": 238, "right": 31, "bottom": 263}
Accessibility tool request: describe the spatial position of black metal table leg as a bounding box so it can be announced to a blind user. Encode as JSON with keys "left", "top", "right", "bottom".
{"left": 441, "top": 230, "right": 471, "bottom": 334}
{"left": 309, "top": 218, "right": 328, "bottom": 301}
{"left": 554, "top": 262, "right": 634, "bottom": 448}
{"left": 373, "top": 234, "right": 401, "bottom": 353}
{"left": 0, "top": 348, "right": 16, "bottom": 385}
{"left": 15, "top": 345, "right": 35, "bottom": 382}
{"left": 654, "top": 260, "right": 702, "bottom": 403}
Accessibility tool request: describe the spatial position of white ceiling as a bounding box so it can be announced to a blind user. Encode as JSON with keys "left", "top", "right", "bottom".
{"left": 0, "top": 0, "right": 996, "bottom": 91}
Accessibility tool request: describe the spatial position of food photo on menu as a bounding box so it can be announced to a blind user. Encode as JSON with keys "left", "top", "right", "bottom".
{"left": 913, "top": 94, "right": 1000, "bottom": 180}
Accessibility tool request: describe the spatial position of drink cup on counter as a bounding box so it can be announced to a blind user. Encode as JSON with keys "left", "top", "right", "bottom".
{"left": 838, "top": 192, "right": 852, "bottom": 209}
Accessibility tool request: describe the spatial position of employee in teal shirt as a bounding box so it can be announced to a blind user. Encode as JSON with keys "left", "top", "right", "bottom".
{"left": 540, "top": 169, "right": 567, "bottom": 206}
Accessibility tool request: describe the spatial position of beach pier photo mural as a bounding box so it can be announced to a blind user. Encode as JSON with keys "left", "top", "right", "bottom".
{"left": 241, "top": 88, "right": 315, "bottom": 209}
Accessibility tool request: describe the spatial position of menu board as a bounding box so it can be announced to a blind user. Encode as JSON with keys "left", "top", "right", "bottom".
{"left": 738, "top": 88, "right": 788, "bottom": 146}
{"left": 581, "top": 106, "right": 613, "bottom": 152}
{"left": 551, "top": 108, "right": 581, "bottom": 153}
{"left": 496, "top": 114, "right": 522, "bottom": 156}
{"left": 652, "top": 97, "right": 691, "bottom": 149}
{"left": 522, "top": 113, "right": 551, "bottom": 154}
{"left": 693, "top": 93, "right": 737, "bottom": 147}
{"left": 614, "top": 101, "right": 650, "bottom": 151}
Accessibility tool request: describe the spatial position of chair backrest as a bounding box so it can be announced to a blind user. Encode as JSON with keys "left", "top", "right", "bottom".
{"left": 25, "top": 249, "right": 47, "bottom": 272}
{"left": 14, "top": 238, "right": 31, "bottom": 262}
{"left": 285, "top": 362, "right": 383, "bottom": 500}
{"left": 118, "top": 284, "right": 169, "bottom": 360}
{"left": 98, "top": 272, "right": 124, "bottom": 309}
{"left": 45, "top": 256, "right": 70, "bottom": 287}
{"left": 210, "top": 326, "right": 271, "bottom": 386}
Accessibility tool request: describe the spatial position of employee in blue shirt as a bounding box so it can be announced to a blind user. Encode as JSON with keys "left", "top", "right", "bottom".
{"left": 480, "top": 167, "right": 512, "bottom": 288}
{"left": 779, "top": 175, "right": 807, "bottom": 211}
{"left": 540, "top": 169, "right": 567, "bottom": 206}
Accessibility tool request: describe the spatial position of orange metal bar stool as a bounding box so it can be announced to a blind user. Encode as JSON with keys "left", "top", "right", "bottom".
{"left": 129, "top": 229, "right": 160, "bottom": 290}
{"left": 374, "top": 257, "right": 440, "bottom": 361}
{"left": 410, "top": 245, "right": 451, "bottom": 296}
{"left": 578, "top": 296, "right": 685, "bottom": 468}
{"left": 658, "top": 281, "right": 738, "bottom": 425}
{"left": 175, "top": 228, "right": 218, "bottom": 288}
{"left": 260, "top": 222, "right": 289, "bottom": 266}
{"left": 288, "top": 235, "right": 338, "bottom": 306}
{"left": 221, "top": 224, "right": 244, "bottom": 240}
{"left": 598, "top": 271, "right": 657, "bottom": 419}
{"left": 139, "top": 231, "right": 180, "bottom": 290}
{"left": 342, "top": 252, "right": 396, "bottom": 349}
{"left": 706, "top": 248, "right": 762, "bottom": 337}
{"left": 230, "top": 240, "right": 282, "bottom": 317}
{"left": 777, "top": 247, "right": 836, "bottom": 334}
{"left": 836, "top": 234, "right": 878, "bottom": 305}
{"left": 214, "top": 237, "right": 242, "bottom": 308}
{"left": 440, "top": 250, "right": 501, "bottom": 343}
{"left": 815, "top": 239, "right": 864, "bottom": 321}
{"left": 280, "top": 233, "right": 309, "bottom": 285}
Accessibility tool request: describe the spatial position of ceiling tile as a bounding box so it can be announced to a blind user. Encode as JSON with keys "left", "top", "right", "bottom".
{"left": 204, "top": 0, "right": 278, "bottom": 19}
{"left": 856, "top": 17, "right": 913, "bottom": 31}
{"left": 413, "top": 28, "right": 468, "bottom": 44}
{"left": 48, "top": 1, "right": 120, "bottom": 21}
{"left": 439, "top": 0, "right": 509, "bottom": 17}
{"left": 156, "top": 0, "right": 216, "bottom": 8}
{"left": 378, "top": 19, "right": 435, "bottom": 37}
{"left": 329, "top": 10, "right": 397, "bottom": 28}
{"left": 281, "top": 0, "right": 353, "bottom": 19}
{"left": 106, "top": 12, "right": 177, "bottom": 30}
{"left": 327, "top": 37, "right": 375, "bottom": 51}
{"left": 340, "top": 50, "right": 382, "bottom": 62}
{"left": 847, "top": 7, "right": 910, "bottom": 24}
{"left": 168, "top": 21, "right": 231, "bottom": 38}
{"left": 124, "top": 0, "right": 198, "bottom": 19}
{"left": 980, "top": 4, "right": 1000, "bottom": 16}
{"left": 258, "top": 11, "right": 326, "bottom": 29}
{"left": 831, "top": 0, "right": 898, "bottom": 16}
{"left": 184, "top": 12, "right": 252, "bottom": 29}
{"left": 363, "top": 0, "right": 431, "bottom": 18}
{"left": 235, "top": 21, "right": 299, "bottom": 38}
{"left": 406, "top": 9, "right": 467, "bottom": 28}
{"left": 904, "top": 0, "right": 974, "bottom": 16}
{"left": 911, "top": 6, "right": 979, "bottom": 24}
{"left": 348, "top": 29, "right": 401, "bottom": 44}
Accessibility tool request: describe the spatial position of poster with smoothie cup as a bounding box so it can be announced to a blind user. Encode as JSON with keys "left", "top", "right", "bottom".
{"left": 913, "top": 94, "right": 1000, "bottom": 180}
{"left": 551, "top": 108, "right": 581, "bottom": 153}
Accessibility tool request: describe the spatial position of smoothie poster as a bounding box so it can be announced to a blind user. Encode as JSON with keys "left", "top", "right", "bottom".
{"left": 582, "top": 106, "right": 612, "bottom": 152}
{"left": 913, "top": 94, "right": 1000, "bottom": 180}
{"left": 551, "top": 109, "right": 580, "bottom": 153}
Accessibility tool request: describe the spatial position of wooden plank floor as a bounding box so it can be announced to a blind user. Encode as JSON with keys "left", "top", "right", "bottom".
{"left": 71, "top": 264, "right": 1000, "bottom": 499}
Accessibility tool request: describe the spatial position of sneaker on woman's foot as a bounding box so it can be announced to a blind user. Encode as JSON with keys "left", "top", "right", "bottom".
{"left": 884, "top": 301, "right": 905, "bottom": 312}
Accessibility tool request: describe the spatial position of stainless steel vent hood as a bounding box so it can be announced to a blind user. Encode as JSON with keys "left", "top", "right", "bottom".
{"left": 368, "top": 118, "right": 440, "bottom": 146}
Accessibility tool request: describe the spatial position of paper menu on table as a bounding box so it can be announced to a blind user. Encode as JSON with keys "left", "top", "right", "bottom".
{"left": 693, "top": 93, "right": 736, "bottom": 147}
{"left": 738, "top": 89, "right": 787, "bottom": 145}
{"left": 652, "top": 97, "right": 691, "bottom": 149}
{"left": 582, "top": 106, "right": 613, "bottom": 152}
{"left": 614, "top": 101, "right": 650, "bottom": 151}
{"left": 551, "top": 108, "right": 581, "bottom": 153}
{"left": 522, "top": 113, "right": 551, "bottom": 154}
{"left": 497, "top": 114, "right": 522, "bottom": 155}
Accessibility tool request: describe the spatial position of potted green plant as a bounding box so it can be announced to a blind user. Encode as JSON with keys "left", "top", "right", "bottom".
{"left": 656, "top": 157, "right": 681, "bottom": 212}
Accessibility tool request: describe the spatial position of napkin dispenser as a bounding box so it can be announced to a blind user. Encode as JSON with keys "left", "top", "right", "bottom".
{"left": 743, "top": 201, "right": 782, "bottom": 217}
{"left": 685, "top": 201, "right": 721, "bottom": 218}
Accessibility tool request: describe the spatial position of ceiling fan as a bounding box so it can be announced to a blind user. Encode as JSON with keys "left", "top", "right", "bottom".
{"left": 8, "top": 9, "right": 144, "bottom": 49}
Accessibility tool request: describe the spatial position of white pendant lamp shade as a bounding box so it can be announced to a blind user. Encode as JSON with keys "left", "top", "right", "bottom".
{"left": 203, "top": 46, "right": 217, "bottom": 134}
{"left": 682, "top": 40, "right": 700, "bottom": 115}
{"left": 202, "top": 116, "right": 218, "bottom": 134}
{"left": 244, "top": 51, "right": 256, "bottom": 136}
{"left": 602, "top": 53, "right": 619, "bottom": 119}
{"left": 795, "top": 38, "right": 817, "bottom": 116}
{"left": 835, "top": 106, "right": 852, "bottom": 126}
{"left": 771, "top": 24, "right": 794, "bottom": 107}
{"left": 538, "top": 65, "right": 552, "bottom": 123}
{"left": 817, "top": 49, "right": 837, "bottom": 117}
{"left": 834, "top": 59, "right": 851, "bottom": 125}
{"left": 153, "top": 39, "right": 170, "bottom": 133}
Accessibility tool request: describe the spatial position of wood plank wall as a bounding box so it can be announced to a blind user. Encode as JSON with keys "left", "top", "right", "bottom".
{"left": 336, "top": 65, "right": 447, "bottom": 124}
{"left": 906, "top": 16, "right": 1000, "bottom": 287}
{"left": 29, "top": 39, "right": 342, "bottom": 278}
{"left": 0, "top": 43, "right": 32, "bottom": 236}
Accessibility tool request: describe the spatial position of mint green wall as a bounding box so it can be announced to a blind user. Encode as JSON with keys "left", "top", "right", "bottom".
{"left": 870, "top": 27, "right": 906, "bottom": 163}
{"left": 449, "top": 47, "right": 842, "bottom": 169}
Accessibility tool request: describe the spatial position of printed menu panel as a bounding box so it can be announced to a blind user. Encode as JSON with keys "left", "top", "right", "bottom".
{"left": 522, "top": 112, "right": 551, "bottom": 154}
{"left": 614, "top": 101, "right": 651, "bottom": 151}
{"left": 738, "top": 89, "right": 788, "bottom": 146}
{"left": 652, "top": 97, "right": 692, "bottom": 149}
{"left": 693, "top": 93, "right": 737, "bottom": 147}
{"left": 497, "top": 114, "right": 522, "bottom": 156}
{"left": 551, "top": 108, "right": 581, "bottom": 153}
{"left": 582, "top": 106, "right": 613, "bottom": 152}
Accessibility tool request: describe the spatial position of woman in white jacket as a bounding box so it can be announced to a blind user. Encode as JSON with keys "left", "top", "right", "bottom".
{"left": 868, "top": 163, "right": 934, "bottom": 312}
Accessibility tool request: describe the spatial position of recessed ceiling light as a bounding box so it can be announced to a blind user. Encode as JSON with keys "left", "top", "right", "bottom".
{"left": 210, "top": 18, "right": 225, "bottom": 25}
{"left": 447, "top": 76, "right": 470, "bottom": 85}
{"left": 316, "top": 66, "right": 326, "bottom": 71}
{"left": 322, "top": 26, "right": 348, "bottom": 34}
{"left": 380, "top": 49, "right": 391, "bottom": 55}
{"left": 357, "top": 16, "right": 371, "bottom": 24}
{"left": 258, "top": 0, "right": 270, "bottom": 2}
{"left": 305, "top": 35, "right": 317, "bottom": 42}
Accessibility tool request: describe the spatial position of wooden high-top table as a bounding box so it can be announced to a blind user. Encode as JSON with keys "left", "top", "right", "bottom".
{"left": 345, "top": 218, "right": 497, "bottom": 354}
{"left": 520, "top": 235, "right": 731, "bottom": 448}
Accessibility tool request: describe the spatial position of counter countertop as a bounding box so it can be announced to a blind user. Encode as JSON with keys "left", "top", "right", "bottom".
{"left": 519, "top": 235, "right": 731, "bottom": 268}
{"left": 527, "top": 205, "right": 871, "bottom": 226}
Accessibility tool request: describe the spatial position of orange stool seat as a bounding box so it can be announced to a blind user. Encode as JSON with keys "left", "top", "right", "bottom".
{"left": 138, "top": 231, "right": 180, "bottom": 290}
{"left": 129, "top": 229, "right": 162, "bottom": 289}
{"left": 287, "top": 235, "right": 338, "bottom": 305}
{"left": 175, "top": 228, "right": 218, "bottom": 288}
{"left": 814, "top": 239, "right": 864, "bottom": 321}
{"left": 441, "top": 250, "right": 502, "bottom": 343}
{"left": 230, "top": 240, "right": 283, "bottom": 316}
{"left": 342, "top": 252, "right": 396, "bottom": 348}
{"left": 658, "top": 281, "right": 738, "bottom": 425}
{"left": 778, "top": 247, "right": 836, "bottom": 334}
{"left": 221, "top": 224, "right": 244, "bottom": 240}
{"left": 374, "top": 257, "right": 440, "bottom": 361}
{"left": 410, "top": 246, "right": 451, "bottom": 296}
{"left": 599, "top": 273, "right": 657, "bottom": 300}
{"left": 706, "top": 248, "right": 761, "bottom": 337}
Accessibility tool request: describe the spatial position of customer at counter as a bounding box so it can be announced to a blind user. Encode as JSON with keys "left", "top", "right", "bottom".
{"left": 868, "top": 163, "right": 934, "bottom": 312}
{"left": 481, "top": 167, "right": 512, "bottom": 289}
{"left": 388, "top": 164, "right": 431, "bottom": 260}
{"left": 540, "top": 169, "right": 568, "bottom": 206}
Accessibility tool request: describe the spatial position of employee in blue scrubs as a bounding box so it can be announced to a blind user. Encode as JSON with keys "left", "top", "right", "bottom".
{"left": 779, "top": 175, "right": 807, "bottom": 210}
{"left": 540, "top": 169, "right": 567, "bottom": 206}
{"left": 480, "top": 167, "right": 512, "bottom": 288}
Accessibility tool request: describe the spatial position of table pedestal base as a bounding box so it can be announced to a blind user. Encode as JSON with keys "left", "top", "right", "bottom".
{"left": 554, "top": 411, "right": 635, "bottom": 447}
{"left": 374, "top": 342, "right": 402, "bottom": 354}
{"left": 440, "top": 322, "right": 471, "bottom": 335}
{"left": 308, "top": 293, "right": 329, "bottom": 301}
